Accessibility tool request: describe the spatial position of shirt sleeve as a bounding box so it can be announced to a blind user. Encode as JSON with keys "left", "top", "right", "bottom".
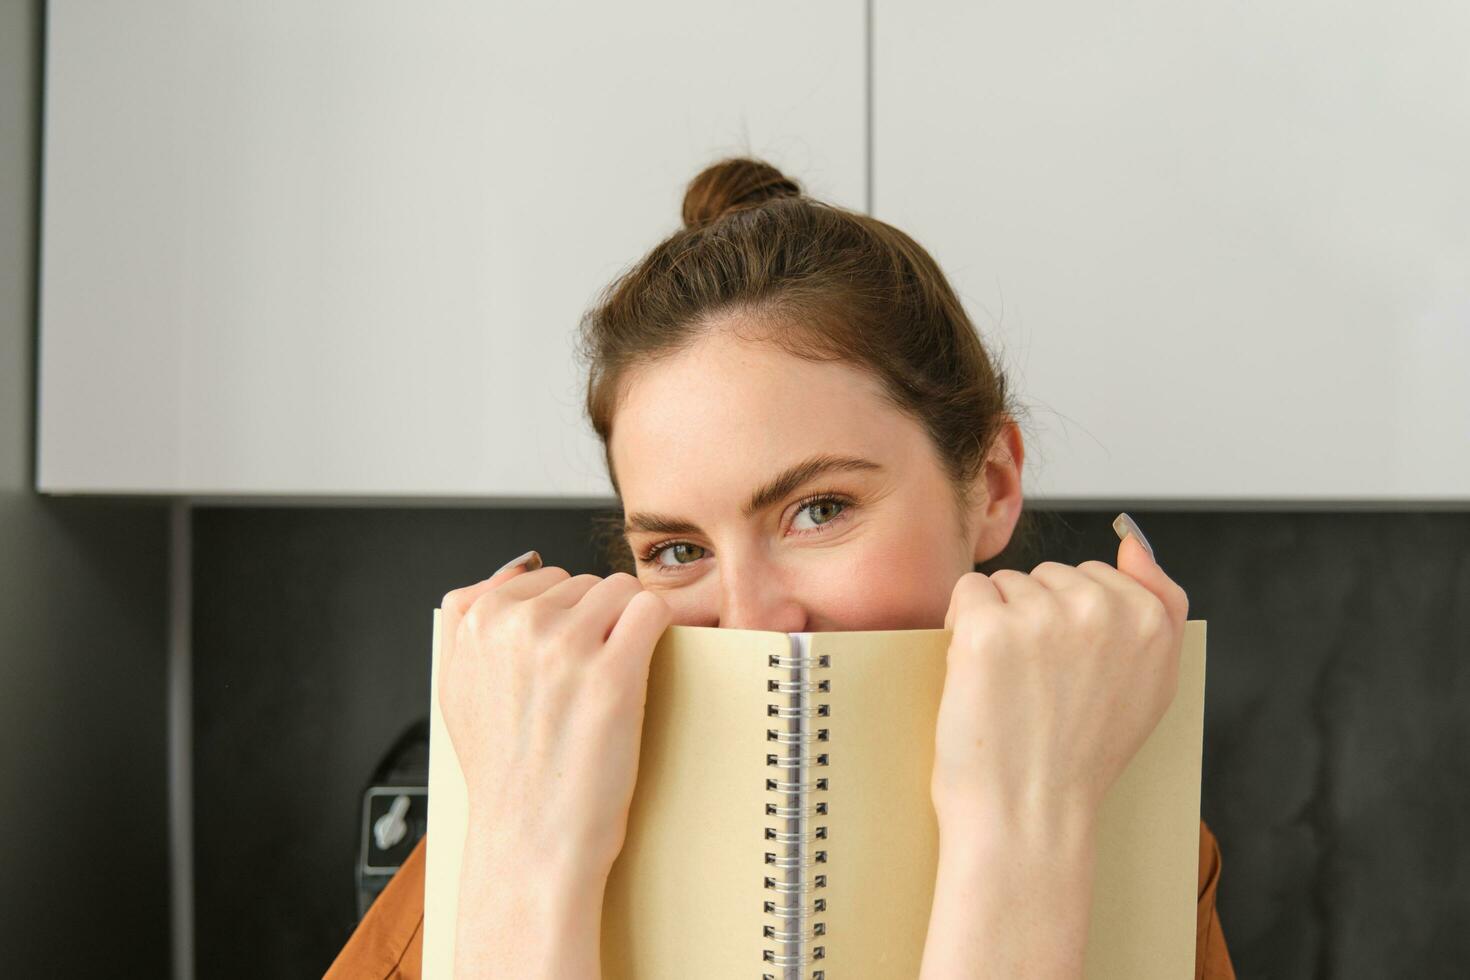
{"left": 324, "top": 836, "right": 426, "bottom": 980}
{"left": 1196, "top": 819, "right": 1237, "bottom": 980}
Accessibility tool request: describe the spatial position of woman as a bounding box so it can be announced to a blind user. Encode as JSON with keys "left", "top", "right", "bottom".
{"left": 327, "top": 158, "right": 1235, "bottom": 978}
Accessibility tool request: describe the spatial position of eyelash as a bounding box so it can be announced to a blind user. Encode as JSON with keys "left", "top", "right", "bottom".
{"left": 636, "top": 490, "right": 855, "bottom": 573}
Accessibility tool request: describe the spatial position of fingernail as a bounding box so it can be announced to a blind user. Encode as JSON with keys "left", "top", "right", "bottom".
{"left": 1112, "top": 513, "right": 1155, "bottom": 560}
{"left": 493, "top": 549, "right": 542, "bottom": 577}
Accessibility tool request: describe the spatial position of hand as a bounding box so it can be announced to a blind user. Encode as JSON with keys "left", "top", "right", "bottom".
{"left": 438, "top": 553, "right": 672, "bottom": 880}
{"left": 931, "top": 515, "right": 1190, "bottom": 843}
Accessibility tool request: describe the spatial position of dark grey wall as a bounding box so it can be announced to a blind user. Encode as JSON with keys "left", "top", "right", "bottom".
{"left": 190, "top": 505, "right": 617, "bottom": 976}
{"left": 191, "top": 506, "right": 1469, "bottom": 979}
{"left": 0, "top": 2, "right": 173, "bottom": 976}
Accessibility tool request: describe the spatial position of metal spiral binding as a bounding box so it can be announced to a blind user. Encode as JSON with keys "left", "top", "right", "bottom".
{"left": 762, "top": 637, "right": 830, "bottom": 979}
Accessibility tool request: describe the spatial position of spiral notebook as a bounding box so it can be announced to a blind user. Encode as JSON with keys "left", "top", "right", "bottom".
{"left": 423, "top": 612, "right": 1208, "bottom": 979}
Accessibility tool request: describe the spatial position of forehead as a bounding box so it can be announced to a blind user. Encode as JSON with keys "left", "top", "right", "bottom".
{"left": 608, "top": 330, "right": 918, "bottom": 508}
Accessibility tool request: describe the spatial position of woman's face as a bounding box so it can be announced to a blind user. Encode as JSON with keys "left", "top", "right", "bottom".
{"left": 607, "top": 324, "right": 1025, "bottom": 632}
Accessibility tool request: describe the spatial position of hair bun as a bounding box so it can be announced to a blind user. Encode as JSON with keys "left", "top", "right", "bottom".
{"left": 681, "top": 157, "right": 802, "bottom": 230}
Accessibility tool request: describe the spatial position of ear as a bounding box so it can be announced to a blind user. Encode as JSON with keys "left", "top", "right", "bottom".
{"left": 966, "top": 417, "right": 1025, "bottom": 565}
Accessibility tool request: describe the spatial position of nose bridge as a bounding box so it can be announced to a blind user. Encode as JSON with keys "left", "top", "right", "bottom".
{"left": 718, "top": 548, "right": 806, "bottom": 633}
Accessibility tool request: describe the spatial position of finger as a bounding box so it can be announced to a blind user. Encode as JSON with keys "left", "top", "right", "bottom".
{"left": 570, "top": 572, "right": 646, "bottom": 642}
{"left": 1112, "top": 513, "right": 1156, "bottom": 566}
{"left": 440, "top": 551, "right": 549, "bottom": 662}
{"left": 604, "top": 589, "right": 673, "bottom": 675}
{"left": 440, "top": 549, "right": 545, "bottom": 619}
{"left": 435, "top": 558, "right": 567, "bottom": 667}
{"left": 1111, "top": 513, "right": 1189, "bottom": 627}
{"left": 452, "top": 565, "right": 572, "bottom": 660}
{"left": 986, "top": 567, "right": 1049, "bottom": 603}
{"left": 1074, "top": 558, "right": 1169, "bottom": 618}
{"left": 1026, "top": 560, "right": 1096, "bottom": 593}
{"left": 944, "top": 571, "right": 1004, "bottom": 631}
{"left": 538, "top": 573, "right": 605, "bottom": 608}
{"left": 487, "top": 564, "right": 573, "bottom": 602}
{"left": 1072, "top": 559, "right": 1134, "bottom": 595}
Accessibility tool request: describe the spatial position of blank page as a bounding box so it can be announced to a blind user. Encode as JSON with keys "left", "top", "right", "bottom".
{"left": 814, "top": 621, "right": 1207, "bottom": 978}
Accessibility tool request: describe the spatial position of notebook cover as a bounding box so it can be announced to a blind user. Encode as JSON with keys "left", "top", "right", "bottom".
{"left": 424, "top": 614, "right": 1207, "bottom": 979}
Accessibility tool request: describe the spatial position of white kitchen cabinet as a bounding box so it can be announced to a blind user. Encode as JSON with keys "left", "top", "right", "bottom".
{"left": 875, "top": 1, "right": 1469, "bottom": 504}
{"left": 38, "top": 1, "right": 865, "bottom": 499}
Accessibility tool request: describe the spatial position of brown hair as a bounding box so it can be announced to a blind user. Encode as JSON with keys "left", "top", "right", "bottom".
{"left": 577, "top": 157, "right": 1036, "bottom": 574}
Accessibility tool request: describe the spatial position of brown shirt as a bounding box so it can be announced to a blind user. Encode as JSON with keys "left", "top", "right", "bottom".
{"left": 326, "top": 819, "right": 1236, "bottom": 978}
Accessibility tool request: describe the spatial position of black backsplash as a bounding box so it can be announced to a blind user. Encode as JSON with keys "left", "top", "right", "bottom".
{"left": 191, "top": 507, "right": 1470, "bottom": 978}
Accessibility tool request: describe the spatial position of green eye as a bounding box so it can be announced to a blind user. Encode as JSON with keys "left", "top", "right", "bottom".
{"left": 638, "top": 538, "right": 707, "bottom": 571}
{"left": 669, "top": 543, "right": 704, "bottom": 564}
{"left": 793, "top": 496, "right": 847, "bottom": 531}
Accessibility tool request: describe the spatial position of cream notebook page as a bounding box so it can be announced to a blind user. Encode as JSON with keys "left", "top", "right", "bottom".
{"left": 812, "top": 621, "right": 1206, "bottom": 978}
{"left": 424, "top": 613, "right": 1206, "bottom": 979}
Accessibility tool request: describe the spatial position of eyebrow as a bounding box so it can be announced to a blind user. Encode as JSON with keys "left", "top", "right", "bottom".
{"left": 623, "top": 453, "right": 884, "bottom": 537}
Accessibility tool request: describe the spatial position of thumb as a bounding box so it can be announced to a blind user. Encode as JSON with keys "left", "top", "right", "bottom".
{"left": 1112, "top": 513, "right": 1189, "bottom": 624}
{"left": 1112, "top": 513, "right": 1156, "bottom": 569}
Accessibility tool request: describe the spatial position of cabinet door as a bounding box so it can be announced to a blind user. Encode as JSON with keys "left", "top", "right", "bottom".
{"left": 876, "top": 1, "right": 1470, "bottom": 503}
{"left": 39, "top": 1, "right": 865, "bottom": 498}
